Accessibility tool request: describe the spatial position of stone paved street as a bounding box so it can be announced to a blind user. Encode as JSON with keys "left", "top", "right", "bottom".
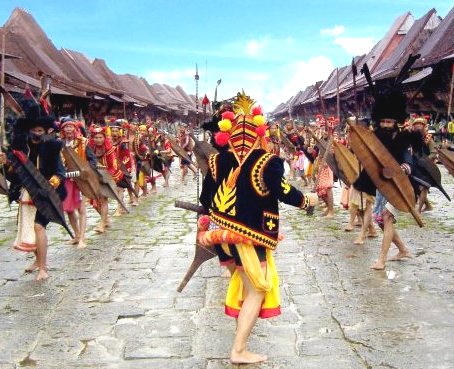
{"left": 0, "top": 168, "right": 454, "bottom": 369}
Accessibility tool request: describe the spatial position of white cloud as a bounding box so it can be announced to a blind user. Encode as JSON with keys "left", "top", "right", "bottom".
{"left": 321, "top": 25, "right": 345, "bottom": 37}
{"left": 143, "top": 55, "right": 335, "bottom": 114}
{"left": 246, "top": 39, "right": 266, "bottom": 57}
{"left": 333, "top": 37, "right": 375, "bottom": 56}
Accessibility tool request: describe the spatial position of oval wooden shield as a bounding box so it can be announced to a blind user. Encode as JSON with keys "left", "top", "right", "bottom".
{"left": 437, "top": 148, "right": 454, "bottom": 177}
{"left": 349, "top": 125, "right": 423, "bottom": 227}
{"left": 333, "top": 141, "right": 360, "bottom": 186}
{"left": 168, "top": 137, "right": 196, "bottom": 166}
{"left": 62, "top": 147, "right": 101, "bottom": 200}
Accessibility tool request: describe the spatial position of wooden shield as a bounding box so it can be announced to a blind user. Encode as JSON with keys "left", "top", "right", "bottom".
{"left": 168, "top": 137, "right": 196, "bottom": 166}
{"left": 9, "top": 150, "right": 74, "bottom": 238}
{"left": 280, "top": 134, "right": 297, "bottom": 154}
{"left": 62, "top": 147, "right": 101, "bottom": 200}
{"left": 333, "top": 141, "right": 360, "bottom": 186}
{"left": 437, "top": 148, "right": 454, "bottom": 177}
{"left": 416, "top": 155, "right": 450, "bottom": 201}
{"left": 311, "top": 134, "right": 341, "bottom": 179}
{"left": 348, "top": 125, "right": 423, "bottom": 227}
{"left": 0, "top": 172, "right": 8, "bottom": 195}
{"left": 95, "top": 167, "right": 129, "bottom": 213}
{"left": 192, "top": 140, "right": 218, "bottom": 176}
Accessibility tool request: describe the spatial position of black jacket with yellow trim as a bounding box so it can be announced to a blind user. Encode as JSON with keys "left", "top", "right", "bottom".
{"left": 200, "top": 148, "right": 307, "bottom": 250}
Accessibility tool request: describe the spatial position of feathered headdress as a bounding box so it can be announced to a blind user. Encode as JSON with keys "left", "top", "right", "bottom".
{"left": 362, "top": 54, "right": 420, "bottom": 124}
{"left": 214, "top": 91, "right": 267, "bottom": 162}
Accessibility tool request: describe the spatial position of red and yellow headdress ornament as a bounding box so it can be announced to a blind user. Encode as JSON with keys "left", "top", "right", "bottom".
{"left": 214, "top": 91, "right": 267, "bottom": 162}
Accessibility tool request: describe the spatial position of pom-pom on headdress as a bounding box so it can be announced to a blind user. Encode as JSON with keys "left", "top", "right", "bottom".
{"left": 214, "top": 91, "right": 267, "bottom": 162}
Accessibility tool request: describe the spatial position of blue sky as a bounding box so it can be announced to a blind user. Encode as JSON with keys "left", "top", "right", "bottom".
{"left": 1, "top": 1, "right": 452, "bottom": 111}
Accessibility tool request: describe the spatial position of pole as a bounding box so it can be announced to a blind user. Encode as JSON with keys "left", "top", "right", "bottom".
{"left": 448, "top": 63, "right": 454, "bottom": 119}
{"left": 194, "top": 64, "right": 199, "bottom": 127}
{"left": 336, "top": 67, "right": 340, "bottom": 124}
{"left": 1, "top": 34, "right": 5, "bottom": 148}
{"left": 194, "top": 64, "right": 200, "bottom": 208}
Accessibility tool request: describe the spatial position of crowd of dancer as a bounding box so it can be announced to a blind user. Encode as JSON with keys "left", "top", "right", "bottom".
{"left": 1, "top": 85, "right": 452, "bottom": 364}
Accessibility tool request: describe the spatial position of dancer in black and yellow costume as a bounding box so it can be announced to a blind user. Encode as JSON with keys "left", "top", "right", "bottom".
{"left": 199, "top": 92, "right": 318, "bottom": 364}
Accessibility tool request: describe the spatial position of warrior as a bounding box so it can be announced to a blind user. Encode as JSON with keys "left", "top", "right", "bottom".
{"left": 0, "top": 102, "right": 67, "bottom": 280}
{"left": 110, "top": 120, "right": 135, "bottom": 212}
{"left": 314, "top": 127, "right": 335, "bottom": 218}
{"left": 409, "top": 116, "right": 436, "bottom": 213}
{"left": 132, "top": 124, "right": 150, "bottom": 197}
{"left": 59, "top": 118, "right": 97, "bottom": 248}
{"left": 199, "top": 92, "right": 318, "bottom": 364}
{"left": 177, "top": 123, "right": 196, "bottom": 184}
{"left": 266, "top": 122, "right": 281, "bottom": 155}
{"left": 354, "top": 90, "right": 421, "bottom": 270}
{"left": 88, "top": 126, "right": 125, "bottom": 233}
{"left": 153, "top": 131, "right": 173, "bottom": 188}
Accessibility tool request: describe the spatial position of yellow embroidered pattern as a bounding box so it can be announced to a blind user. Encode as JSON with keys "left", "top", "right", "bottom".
{"left": 213, "top": 168, "right": 237, "bottom": 216}
{"left": 210, "top": 211, "right": 277, "bottom": 250}
{"left": 208, "top": 153, "right": 218, "bottom": 181}
{"left": 281, "top": 178, "right": 291, "bottom": 194}
{"left": 251, "top": 153, "right": 274, "bottom": 196}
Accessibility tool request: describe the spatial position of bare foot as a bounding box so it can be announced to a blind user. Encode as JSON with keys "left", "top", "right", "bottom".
{"left": 367, "top": 231, "right": 378, "bottom": 238}
{"left": 353, "top": 235, "right": 365, "bottom": 245}
{"left": 230, "top": 350, "right": 268, "bottom": 364}
{"left": 77, "top": 239, "right": 87, "bottom": 249}
{"left": 112, "top": 210, "right": 122, "bottom": 217}
{"left": 323, "top": 213, "right": 334, "bottom": 219}
{"left": 25, "top": 261, "right": 39, "bottom": 273}
{"left": 67, "top": 238, "right": 79, "bottom": 245}
{"left": 35, "top": 269, "right": 49, "bottom": 281}
{"left": 370, "top": 260, "right": 386, "bottom": 270}
{"left": 388, "top": 251, "right": 412, "bottom": 261}
{"left": 94, "top": 224, "right": 105, "bottom": 233}
{"left": 344, "top": 225, "right": 354, "bottom": 232}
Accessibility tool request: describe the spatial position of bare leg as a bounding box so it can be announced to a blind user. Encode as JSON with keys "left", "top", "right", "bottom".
{"left": 371, "top": 210, "right": 394, "bottom": 270}
{"left": 25, "top": 252, "right": 39, "bottom": 273}
{"left": 113, "top": 187, "right": 125, "bottom": 216}
{"left": 77, "top": 199, "right": 87, "bottom": 249}
{"left": 66, "top": 211, "right": 80, "bottom": 244}
{"left": 388, "top": 230, "right": 412, "bottom": 261}
{"left": 181, "top": 166, "right": 188, "bottom": 184}
{"left": 163, "top": 169, "right": 170, "bottom": 187}
{"left": 95, "top": 197, "right": 108, "bottom": 233}
{"left": 34, "top": 223, "right": 49, "bottom": 281}
{"left": 354, "top": 202, "right": 372, "bottom": 245}
{"left": 345, "top": 205, "right": 358, "bottom": 231}
{"left": 323, "top": 188, "right": 334, "bottom": 218}
{"left": 230, "top": 269, "right": 267, "bottom": 364}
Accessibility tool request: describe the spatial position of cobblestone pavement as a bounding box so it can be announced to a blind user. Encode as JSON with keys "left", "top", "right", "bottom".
{"left": 0, "top": 168, "right": 453, "bottom": 369}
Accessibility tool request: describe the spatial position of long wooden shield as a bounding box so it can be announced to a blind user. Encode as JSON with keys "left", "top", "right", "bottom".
{"left": 62, "top": 146, "right": 101, "bottom": 200}
{"left": 415, "top": 155, "right": 450, "bottom": 201}
{"left": 280, "top": 134, "right": 297, "bottom": 154}
{"left": 95, "top": 167, "right": 129, "bottom": 213}
{"left": 119, "top": 162, "right": 139, "bottom": 197}
{"left": 9, "top": 150, "right": 74, "bottom": 237}
{"left": 437, "top": 148, "right": 454, "bottom": 177}
{"left": 311, "top": 133, "right": 342, "bottom": 180}
{"left": 189, "top": 133, "right": 218, "bottom": 177}
{"left": 0, "top": 172, "right": 8, "bottom": 195}
{"left": 348, "top": 125, "right": 423, "bottom": 227}
{"left": 333, "top": 141, "right": 360, "bottom": 186}
{"left": 168, "top": 136, "right": 197, "bottom": 166}
{"left": 0, "top": 85, "right": 25, "bottom": 117}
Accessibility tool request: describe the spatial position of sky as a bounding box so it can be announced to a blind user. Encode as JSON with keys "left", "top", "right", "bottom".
{"left": 1, "top": 1, "right": 452, "bottom": 112}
